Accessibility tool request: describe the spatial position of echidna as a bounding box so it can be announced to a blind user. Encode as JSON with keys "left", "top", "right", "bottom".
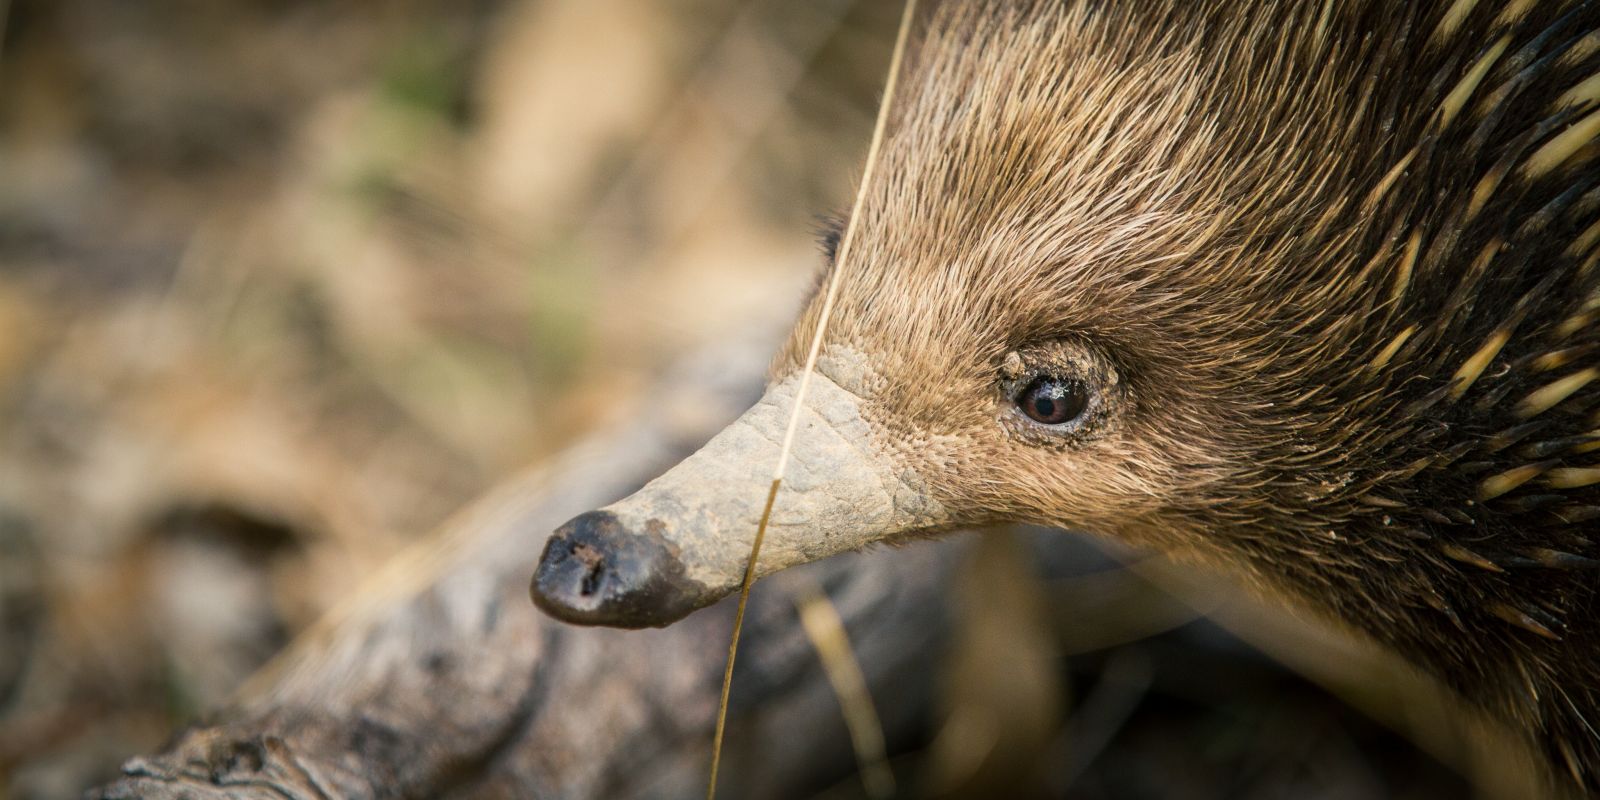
{"left": 532, "top": 0, "right": 1600, "bottom": 791}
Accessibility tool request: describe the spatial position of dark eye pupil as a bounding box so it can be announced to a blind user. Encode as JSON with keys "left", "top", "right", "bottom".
{"left": 1020, "top": 377, "right": 1087, "bottom": 425}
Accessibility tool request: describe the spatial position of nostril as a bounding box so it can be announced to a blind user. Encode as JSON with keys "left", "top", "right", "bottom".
{"left": 546, "top": 536, "right": 609, "bottom": 597}
{"left": 571, "top": 543, "right": 606, "bottom": 597}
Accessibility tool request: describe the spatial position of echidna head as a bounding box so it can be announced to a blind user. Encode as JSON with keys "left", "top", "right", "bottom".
{"left": 533, "top": 0, "right": 1600, "bottom": 791}
{"left": 531, "top": 1, "right": 1373, "bottom": 627}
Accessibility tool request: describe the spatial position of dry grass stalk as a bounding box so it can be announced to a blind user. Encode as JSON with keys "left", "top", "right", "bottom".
{"left": 705, "top": 1, "right": 920, "bottom": 797}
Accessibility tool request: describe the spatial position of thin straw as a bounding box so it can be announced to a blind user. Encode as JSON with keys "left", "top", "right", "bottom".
{"left": 705, "top": 1, "right": 920, "bottom": 797}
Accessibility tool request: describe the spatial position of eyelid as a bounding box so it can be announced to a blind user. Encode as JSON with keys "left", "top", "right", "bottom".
{"left": 1001, "top": 351, "right": 1027, "bottom": 379}
{"left": 997, "top": 343, "right": 1116, "bottom": 444}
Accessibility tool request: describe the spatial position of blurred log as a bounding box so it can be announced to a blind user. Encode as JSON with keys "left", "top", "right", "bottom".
{"left": 90, "top": 337, "right": 967, "bottom": 799}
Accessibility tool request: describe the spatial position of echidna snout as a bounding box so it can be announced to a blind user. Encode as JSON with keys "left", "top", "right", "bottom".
{"left": 535, "top": 361, "right": 947, "bottom": 627}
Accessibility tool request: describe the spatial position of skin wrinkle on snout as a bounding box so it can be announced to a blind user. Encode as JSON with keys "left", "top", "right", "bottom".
{"left": 810, "top": 348, "right": 953, "bottom": 527}
{"left": 596, "top": 349, "right": 948, "bottom": 597}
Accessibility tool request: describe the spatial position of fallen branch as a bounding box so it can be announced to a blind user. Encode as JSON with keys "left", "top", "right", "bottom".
{"left": 89, "top": 338, "right": 970, "bottom": 800}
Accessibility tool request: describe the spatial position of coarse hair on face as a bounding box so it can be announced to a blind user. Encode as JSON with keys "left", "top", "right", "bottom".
{"left": 784, "top": 0, "right": 1600, "bottom": 788}
{"left": 787, "top": 0, "right": 1426, "bottom": 547}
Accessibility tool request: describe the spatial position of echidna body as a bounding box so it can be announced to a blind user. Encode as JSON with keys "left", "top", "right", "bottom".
{"left": 533, "top": 1, "right": 1600, "bottom": 791}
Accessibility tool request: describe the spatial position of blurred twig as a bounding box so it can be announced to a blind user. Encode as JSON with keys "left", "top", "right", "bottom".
{"left": 576, "top": 0, "right": 860, "bottom": 257}
{"left": 792, "top": 576, "right": 895, "bottom": 800}
{"left": 1043, "top": 647, "right": 1153, "bottom": 794}
{"left": 1127, "top": 556, "right": 1542, "bottom": 800}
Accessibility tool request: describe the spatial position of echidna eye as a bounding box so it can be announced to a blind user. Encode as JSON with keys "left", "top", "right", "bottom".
{"left": 1017, "top": 376, "right": 1088, "bottom": 426}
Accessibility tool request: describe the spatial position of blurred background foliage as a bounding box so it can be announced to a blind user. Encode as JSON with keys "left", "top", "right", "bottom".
{"left": 0, "top": 1, "right": 1507, "bottom": 797}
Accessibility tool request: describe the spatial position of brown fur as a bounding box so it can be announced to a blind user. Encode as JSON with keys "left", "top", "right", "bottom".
{"left": 784, "top": 0, "right": 1600, "bottom": 792}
